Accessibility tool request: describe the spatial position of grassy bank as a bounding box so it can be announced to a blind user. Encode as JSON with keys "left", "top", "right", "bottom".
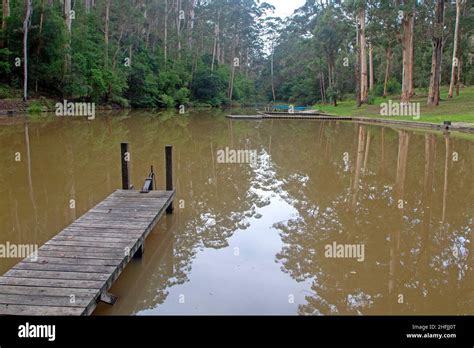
{"left": 315, "top": 86, "right": 474, "bottom": 124}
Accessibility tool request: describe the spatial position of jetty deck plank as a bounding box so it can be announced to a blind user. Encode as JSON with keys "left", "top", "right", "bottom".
{"left": 0, "top": 189, "right": 175, "bottom": 316}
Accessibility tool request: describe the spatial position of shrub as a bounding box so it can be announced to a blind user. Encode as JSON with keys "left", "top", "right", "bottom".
{"left": 111, "top": 95, "right": 130, "bottom": 108}
{"left": 0, "top": 84, "right": 12, "bottom": 99}
{"left": 27, "top": 101, "right": 45, "bottom": 113}
{"left": 367, "top": 94, "right": 376, "bottom": 105}
{"left": 158, "top": 94, "right": 175, "bottom": 108}
{"left": 174, "top": 87, "right": 190, "bottom": 106}
{"left": 375, "top": 79, "right": 401, "bottom": 97}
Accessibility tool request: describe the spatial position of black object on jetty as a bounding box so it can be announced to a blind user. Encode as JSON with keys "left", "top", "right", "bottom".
{"left": 0, "top": 144, "right": 175, "bottom": 316}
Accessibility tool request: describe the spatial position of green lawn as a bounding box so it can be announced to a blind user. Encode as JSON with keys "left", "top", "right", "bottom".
{"left": 315, "top": 86, "right": 474, "bottom": 125}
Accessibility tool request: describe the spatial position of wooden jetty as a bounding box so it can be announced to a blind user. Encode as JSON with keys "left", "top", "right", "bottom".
{"left": 0, "top": 144, "right": 175, "bottom": 316}
{"left": 226, "top": 115, "right": 263, "bottom": 120}
{"left": 226, "top": 113, "right": 353, "bottom": 121}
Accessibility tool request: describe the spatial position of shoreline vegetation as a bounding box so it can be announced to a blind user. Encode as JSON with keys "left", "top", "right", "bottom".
{"left": 0, "top": 1, "right": 473, "bottom": 131}
{"left": 1, "top": 85, "right": 473, "bottom": 134}
{"left": 0, "top": 86, "right": 474, "bottom": 131}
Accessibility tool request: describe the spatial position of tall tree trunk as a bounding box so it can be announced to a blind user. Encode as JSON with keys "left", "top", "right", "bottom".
{"left": 355, "top": 21, "right": 361, "bottom": 107}
{"left": 22, "top": 0, "right": 33, "bottom": 102}
{"left": 327, "top": 62, "right": 332, "bottom": 88}
{"left": 164, "top": 0, "right": 168, "bottom": 68}
{"left": 455, "top": 2, "right": 468, "bottom": 96}
{"left": 64, "top": 0, "right": 72, "bottom": 31}
{"left": 108, "top": 24, "right": 124, "bottom": 99}
{"left": 84, "top": 0, "right": 91, "bottom": 13}
{"left": 319, "top": 72, "right": 324, "bottom": 103}
{"left": 456, "top": 57, "right": 462, "bottom": 96}
{"left": 1, "top": 0, "right": 9, "bottom": 31}
{"left": 427, "top": 0, "right": 445, "bottom": 106}
{"left": 245, "top": 48, "right": 250, "bottom": 77}
{"left": 217, "top": 25, "right": 222, "bottom": 65}
{"left": 188, "top": 0, "right": 195, "bottom": 50}
{"left": 448, "top": 0, "right": 461, "bottom": 98}
{"left": 220, "top": 43, "right": 224, "bottom": 65}
{"left": 176, "top": 0, "right": 182, "bottom": 60}
{"left": 63, "top": 0, "right": 72, "bottom": 75}
{"left": 211, "top": 10, "right": 220, "bottom": 72}
{"left": 408, "top": 14, "right": 415, "bottom": 97}
{"left": 321, "top": 70, "right": 327, "bottom": 104}
{"left": 369, "top": 41, "right": 374, "bottom": 92}
{"left": 104, "top": 0, "right": 110, "bottom": 67}
{"left": 228, "top": 36, "right": 239, "bottom": 101}
{"left": 271, "top": 42, "right": 276, "bottom": 102}
{"left": 1, "top": 0, "right": 10, "bottom": 48}
{"left": 401, "top": 2, "right": 415, "bottom": 103}
{"left": 35, "top": 0, "right": 46, "bottom": 93}
{"left": 383, "top": 46, "right": 393, "bottom": 97}
{"left": 359, "top": 7, "right": 368, "bottom": 104}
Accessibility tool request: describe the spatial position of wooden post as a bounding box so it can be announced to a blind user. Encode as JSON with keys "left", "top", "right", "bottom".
{"left": 121, "top": 143, "right": 130, "bottom": 190}
{"left": 165, "top": 145, "right": 174, "bottom": 213}
{"left": 150, "top": 165, "right": 154, "bottom": 191}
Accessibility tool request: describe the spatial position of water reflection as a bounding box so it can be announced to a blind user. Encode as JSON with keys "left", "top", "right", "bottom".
{"left": 0, "top": 111, "right": 472, "bottom": 315}
{"left": 273, "top": 123, "right": 472, "bottom": 315}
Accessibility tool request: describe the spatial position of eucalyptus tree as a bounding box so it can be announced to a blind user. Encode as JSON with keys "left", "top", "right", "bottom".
{"left": 367, "top": 0, "right": 399, "bottom": 98}
{"left": 313, "top": 5, "right": 348, "bottom": 105}
{"left": 427, "top": 0, "right": 445, "bottom": 106}
{"left": 1, "top": 0, "right": 10, "bottom": 47}
{"left": 448, "top": 0, "right": 463, "bottom": 98}
{"left": 22, "top": 0, "right": 33, "bottom": 101}
{"left": 399, "top": 0, "right": 416, "bottom": 102}
{"left": 264, "top": 16, "right": 282, "bottom": 102}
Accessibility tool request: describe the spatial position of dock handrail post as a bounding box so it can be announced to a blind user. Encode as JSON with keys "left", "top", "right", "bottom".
{"left": 121, "top": 143, "right": 131, "bottom": 190}
{"left": 165, "top": 145, "right": 174, "bottom": 213}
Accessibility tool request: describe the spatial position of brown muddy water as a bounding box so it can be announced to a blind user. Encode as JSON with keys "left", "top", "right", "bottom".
{"left": 0, "top": 110, "right": 472, "bottom": 315}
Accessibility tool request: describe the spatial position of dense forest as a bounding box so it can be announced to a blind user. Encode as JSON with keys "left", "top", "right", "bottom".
{"left": 0, "top": 0, "right": 473, "bottom": 108}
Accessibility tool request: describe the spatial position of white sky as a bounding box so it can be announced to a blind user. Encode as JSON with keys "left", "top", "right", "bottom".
{"left": 263, "top": 0, "right": 307, "bottom": 19}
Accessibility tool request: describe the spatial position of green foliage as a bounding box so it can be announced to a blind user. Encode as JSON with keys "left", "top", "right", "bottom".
{"left": 0, "top": 47, "right": 11, "bottom": 76}
{"left": 192, "top": 69, "right": 227, "bottom": 106}
{"left": 2, "top": 0, "right": 473, "bottom": 109}
{"left": 367, "top": 94, "right": 376, "bottom": 105}
{"left": 27, "top": 101, "right": 44, "bottom": 113}
{"left": 111, "top": 95, "right": 130, "bottom": 108}
{"left": 326, "top": 86, "right": 340, "bottom": 103}
{"left": 158, "top": 94, "right": 175, "bottom": 108}
{"left": 174, "top": 87, "right": 191, "bottom": 106}
{"left": 0, "top": 84, "right": 12, "bottom": 99}
{"left": 260, "top": 0, "right": 474, "bottom": 107}
{"left": 374, "top": 79, "right": 402, "bottom": 97}
{"left": 1, "top": 0, "right": 267, "bottom": 108}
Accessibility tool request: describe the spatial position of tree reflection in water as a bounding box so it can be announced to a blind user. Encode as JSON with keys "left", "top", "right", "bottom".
{"left": 273, "top": 123, "right": 473, "bottom": 315}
